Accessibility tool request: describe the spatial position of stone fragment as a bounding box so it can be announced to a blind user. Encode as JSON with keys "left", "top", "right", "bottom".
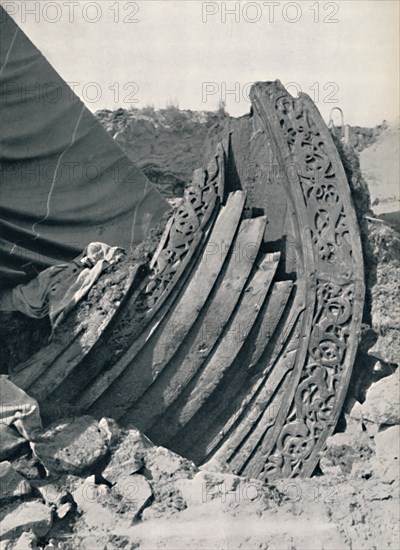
{"left": 71, "top": 476, "right": 123, "bottom": 530}
{"left": 112, "top": 474, "right": 153, "bottom": 517}
{"left": 11, "top": 454, "right": 43, "bottom": 481}
{"left": 56, "top": 502, "right": 74, "bottom": 519}
{"left": 144, "top": 445, "right": 198, "bottom": 482}
{"left": 175, "top": 470, "right": 241, "bottom": 508}
{"left": 98, "top": 417, "right": 124, "bottom": 450}
{"left": 33, "top": 482, "right": 72, "bottom": 510}
{"left": 0, "top": 423, "right": 26, "bottom": 460}
{"left": 369, "top": 425, "right": 400, "bottom": 483}
{"left": 71, "top": 475, "right": 110, "bottom": 510}
{"left": 357, "top": 373, "right": 400, "bottom": 426}
{"left": 0, "top": 501, "right": 52, "bottom": 541}
{"left": 141, "top": 445, "right": 198, "bottom": 519}
{"left": 13, "top": 531, "right": 37, "bottom": 549}
{"left": 375, "top": 425, "right": 400, "bottom": 459}
{"left": 33, "top": 416, "right": 108, "bottom": 475}
{"left": 319, "top": 430, "right": 374, "bottom": 477}
{"left": 0, "top": 461, "right": 31, "bottom": 502}
{"left": 102, "top": 428, "right": 152, "bottom": 484}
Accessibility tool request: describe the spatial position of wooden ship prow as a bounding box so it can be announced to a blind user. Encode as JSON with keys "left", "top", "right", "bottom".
{"left": 1, "top": 9, "right": 364, "bottom": 481}
{"left": 8, "top": 80, "right": 364, "bottom": 480}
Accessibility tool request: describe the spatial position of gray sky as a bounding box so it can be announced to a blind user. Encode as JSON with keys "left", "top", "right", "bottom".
{"left": 3, "top": 0, "right": 399, "bottom": 126}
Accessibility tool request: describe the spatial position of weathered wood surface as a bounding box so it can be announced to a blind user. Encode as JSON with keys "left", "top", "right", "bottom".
{"left": 247, "top": 80, "right": 365, "bottom": 480}
{"left": 193, "top": 280, "right": 294, "bottom": 463}
{"left": 83, "top": 191, "right": 246, "bottom": 418}
{"left": 47, "top": 143, "right": 228, "bottom": 407}
{"left": 120, "top": 215, "right": 267, "bottom": 431}
{"left": 7, "top": 83, "right": 364, "bottom": 485}
{"left": 154, "top": 253, "right": 282, "bottom": 445}
{"left": 73, "top": 209, "right": 219, "bottom": 413}
{"left": 229, "top": 319, "right": 303, "bottom": 475}
{"left": 10, "top": 264, "right": 140, "bottom": 397}
{"left": 48, "top": 208, "right": 217, "bottom": 407}
{"left": 145, "top": 138, "right": 227, "bottom": 313}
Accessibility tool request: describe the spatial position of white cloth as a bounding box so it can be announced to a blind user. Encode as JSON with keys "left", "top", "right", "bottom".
{"left": 0, "top": 242, "right": 125, "bottom": 331}
{"left": 0, "top": 375, "right": 42, "bottom": 441}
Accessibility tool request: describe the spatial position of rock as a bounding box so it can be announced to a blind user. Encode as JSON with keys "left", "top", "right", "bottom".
{"left": 102, "top": 428, "right": 152, "bottom": 484}
{"left": 33, "top": 416, "right": 108, "bottom": 475}
{"left": 56, "top": 502, "right": 74, "bottom": 519}
{"left": 375, "top": 425, "right": 400, "bottom": 459}
{"left": 71, "top": 476, "right": 120, "bottom": 532}
{"left": 0, "top": 462, "right": 31, "bottom": 502}
{"left": 71, "top": 475, "right": 108, "bottom": 510}
{"left": 13, "top": 531, "right": 37, "bottom": 549}
{"left": 141, "top": 446, "right": 198, "bottom": 519}
{"left": 368, "top": 329, "right": 400, "bottom": 367}
{"left": 144, "top": 445, "right": 198, "bottom": 482}
{"left": 370, "top": 425, "right": 400, "bottom": 483}
{"left": 98, "top": 417, "right": 124, "bottom": 450}
{"left": 112, "top": 474, "right": 153, "bottom": 517}
{"left": 358, "top": 372, "right": 400, "bottom": 426}
{"left": 200, "top": 456, "right": 231, "bottom": 474}
{"left": 176, "top": 470, "right": 282, "bottom": 510}
{"left": 33, "top": 482, "right": 73, "bottom": 512}
{"left": 175, "top": 470, "right": 241, "bottom": 508}
{"left": 11, "top": 454, "right": 43, "bottom": 481}
{"left": 0, "top": 423, "right": 26, "bottom": 460}
{"left": 319, "top": 429, "right": 374, "bottom": 477}
{"left": 0, "top": 501, "right": 52, "bottom": 541}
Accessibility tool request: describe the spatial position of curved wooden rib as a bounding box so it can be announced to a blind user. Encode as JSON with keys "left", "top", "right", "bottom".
{"left": 154, "top": 253, "right": 282, "bottom": 448}
{"left": 231, "top": 316, "right": 304, "bottom": 475}
{"left": 26, "top": 139, "right": 228, "bottom": 407}
{"left": 82, "top": 191, "right": 246, "bottom": 417}
{"left": 120, "top": 215, "right": 267, "bottom": 432}
{"left": 248, "top": 81, "right": 364, "bottom": 480}
{"left": 195, "top": 280, "right": 295, "bottom": 464}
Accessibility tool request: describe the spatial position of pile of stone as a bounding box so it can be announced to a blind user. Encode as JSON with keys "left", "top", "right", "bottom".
{"left": 320, "top": 370, "right": 399, "bottom": 480}
{"left": 1, "top": 415, "right": 280, "bottom": 549}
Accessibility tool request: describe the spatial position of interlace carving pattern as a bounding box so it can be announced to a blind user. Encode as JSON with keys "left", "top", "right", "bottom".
{"left": 103, "top": 148, "right": 225, "bottom": 354}
{"left": 145, "top": 149, "right": 225, "bottom": 309}
{"left": 259, "top": 86, "right": 361, "bottom": 479}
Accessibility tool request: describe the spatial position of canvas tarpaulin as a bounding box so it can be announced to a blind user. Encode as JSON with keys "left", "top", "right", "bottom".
{"left": 0, "top": 6, "right": 169, "bottom": 289}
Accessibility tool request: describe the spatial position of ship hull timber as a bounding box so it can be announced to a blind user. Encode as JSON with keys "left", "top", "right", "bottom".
{"left": 9, "top": 81, "right": 364, "bottom": 481}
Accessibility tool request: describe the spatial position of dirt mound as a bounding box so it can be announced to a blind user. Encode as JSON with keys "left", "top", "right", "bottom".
{"left": 95, "top": 106, "right": 230, "bottom": 198}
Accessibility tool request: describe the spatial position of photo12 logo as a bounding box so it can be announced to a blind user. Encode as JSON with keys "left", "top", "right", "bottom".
{"left": 0, "top": 80, "right": 140, "bottom": 107}
{"left": 202, "top": 2, "right": 340, "bottom": 24}
{"left": 0, "top": 1, "right": 140, "bottom": 24}
{"left": 202, "top": 81, "right": 340, "bottom": 105}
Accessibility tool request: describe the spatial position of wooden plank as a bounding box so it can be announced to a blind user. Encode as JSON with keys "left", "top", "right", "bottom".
{"left": 229, "top": 312, "right": 305, "bottom": 474}
{"left": 120, "top": 216, "right": 267, "bottom": 431}
{"left": 57, "top": 144, "right": 227, "bottom": 406}
{"left": 202, "top": 297, "right": 304, "bottom": 470}
{"left": 230, "top": 346, "right": 299, "bottom": 475}
{"left": 153, "top": 253, "right": 280, "bottom": 444}
{"left": 248, "top": 279, "right": 293, "bottom": 370}
{"left": 72, "top": 210, "right": 219, "bottom": 412}
{"left": 60, "top": 210, "right": 216, "bottom": 411}
{"left": 197, "top": 280, "right": 293, "bottom": 461}
{"left": 10, "top": 263, "right": 140, "bottom": 395}
{"left": 47, "top": 209, "right": 218, "bottom": 407}
{"left": 80, "top": 191, "right": 246, "bottom": 417}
